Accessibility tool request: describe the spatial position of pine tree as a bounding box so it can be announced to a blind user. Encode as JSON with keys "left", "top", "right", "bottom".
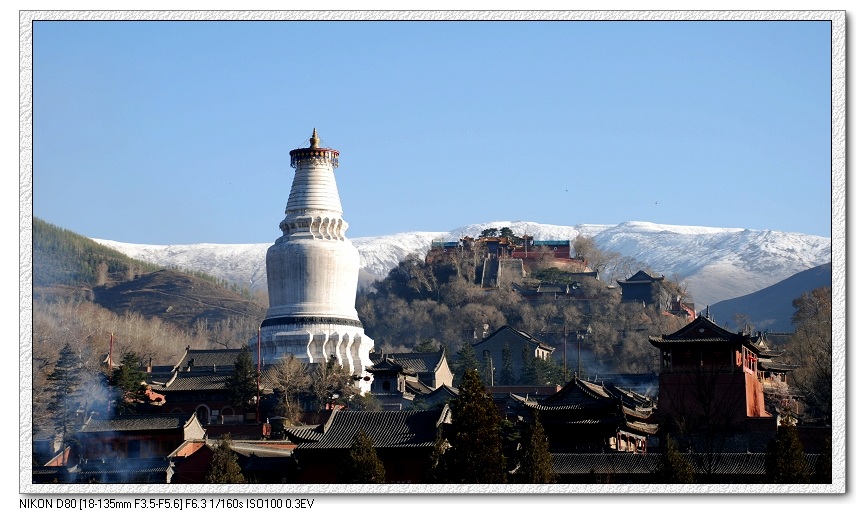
{"left": 338, "top": 431, "right": 386, "bottom": 484}
{"left": 446, "top": 368, "right": 507, "bottom": 483}
{"left": 452, "top": 343, "right": 479, "bottom": 386}
{"left": 224, "top": 347, "right": 259, "bottom": 411}
{"left": 498, "top": 344, "right": 515, "bottom": 386}
{"left": 46, "top": 343, "right": 84, "bottom": 459}
{"left": 110, "top": 351, "right": 148, "bottom": 415}
{"left": 765, "top": 420, "right": 810, "bottom": 483}
{"left": 534, "top": 355, "right": 563, "bottom": 386}
{"left": 206, "top": 434, "right": 245, "bottom": 484}
{"left": 514, "top": 413, "right": 556, "bottom": 483}
{"left": 655, "top": 434, "right": 695, "bottom": 483}
{"left": 519, "top": 349, "right": 540, "bottom": 385}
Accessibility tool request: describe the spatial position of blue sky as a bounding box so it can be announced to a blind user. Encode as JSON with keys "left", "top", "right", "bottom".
{"left": 30, "top": 16, "right": 834, "bottom": 244}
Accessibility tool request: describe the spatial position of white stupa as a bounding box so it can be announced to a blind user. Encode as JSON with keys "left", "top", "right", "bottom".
{"left": 254, "top": 129, "right": 374, "bottom": 392}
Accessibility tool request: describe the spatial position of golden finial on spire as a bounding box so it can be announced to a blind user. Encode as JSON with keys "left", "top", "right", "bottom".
{"left": 310, "top": 128, "right": 320, "bottom": 149}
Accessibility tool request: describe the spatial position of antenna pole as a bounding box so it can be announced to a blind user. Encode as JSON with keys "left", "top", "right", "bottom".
{"left": 563, "top": 320, "right": 568, "bottom": 383}
{"left": 257, "top": 327, "right": 261, "bottom": 424}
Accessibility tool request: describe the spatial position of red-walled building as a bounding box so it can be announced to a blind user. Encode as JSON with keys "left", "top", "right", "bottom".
{"left": 648, "top": 314, "right": 777, "bottom": 452}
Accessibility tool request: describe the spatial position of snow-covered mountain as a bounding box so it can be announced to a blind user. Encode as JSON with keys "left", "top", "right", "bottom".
{"left": 92, "top": 220, "right": 831, "bottom": 311}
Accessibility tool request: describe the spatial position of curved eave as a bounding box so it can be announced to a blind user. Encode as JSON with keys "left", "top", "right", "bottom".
{"left": 624, "top": 420, "right": 659, "bottom": 435}
{"left": 296, "top": 441, "right": 436, "bottom": 451}
{"left": 648, "top": 336, "right": 764, "bottom": 354}
{"left": 758, "top": 361, "right": 800, "bottom": 372}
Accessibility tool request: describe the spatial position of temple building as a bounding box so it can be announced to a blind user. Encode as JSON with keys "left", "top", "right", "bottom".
{"left": 648, "top": 313, "right": 778, "bottom": 453}
{"left": 253, "top": 129, "right": 375, "bottom": 392}
{"left": 617, "top": 270, "right": 671, "bottom": 310}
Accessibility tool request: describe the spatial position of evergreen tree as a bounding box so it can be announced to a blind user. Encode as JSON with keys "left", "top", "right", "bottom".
{"left": 445, "top": 368, "right": 507, "bottom": 483}
{"left": 452, "top": 342, "right": 479, "bottom": 386}
{"left": 519, "top": 348, "right": 540, "bottom": 385}
{"left": 534, "top": 355, "right": 563, "bottom": 386}
{"left": 110, "top": 351, "right": 148, "bottom": 415}
{"left": 479, "top": 351, "right": 494, "bottom": 387}
{"left": 514, "top": 413, "right": 556, "bottom": 483}
{"left": 225, "top": 347, "right": 259, "bottom": 411}
{"left": 338, "top": 431, "right": 386, "bottom": 484}
{"left": 413, "top": 339, "right": 441, "bottom": 353}
{"left": 498, "top": 344, "right": 515, "bottom": 386}
{"left": 46, "top": 343, "right": 84, "bottom": 457}
{"left": 206, "top": 434, "right": 245, "bottom": 484}
{"left": 655, "top": 434, "right": 695, "bottom": 483}
{"left": 765, "top": 420, "right": 811, "bottom": 483}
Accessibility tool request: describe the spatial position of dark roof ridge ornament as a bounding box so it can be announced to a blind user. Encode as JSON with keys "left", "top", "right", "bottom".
{"left": 309, "top": 128, "right": 320, "bottom": 149}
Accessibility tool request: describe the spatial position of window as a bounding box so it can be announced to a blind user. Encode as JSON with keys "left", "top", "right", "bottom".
{"left": 127, "top": 440, "right": 141, "bottom": 459}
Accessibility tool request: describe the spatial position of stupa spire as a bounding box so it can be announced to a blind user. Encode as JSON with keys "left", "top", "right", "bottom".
{"left": 256, "top": 130, "right": 375, "bottom": 393}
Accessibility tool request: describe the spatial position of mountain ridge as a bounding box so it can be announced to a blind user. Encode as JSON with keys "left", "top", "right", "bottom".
{"left": 92, "top": 220, "right": 831, "bottom": 311}
{"left": 708, "top": 262, "right": 832, "bottom": 332}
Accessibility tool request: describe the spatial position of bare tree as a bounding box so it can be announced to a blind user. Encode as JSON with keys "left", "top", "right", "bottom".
{"left": 787, "top": 286, "right": 832, "bottom": 422}
{"left": 571, "top": 235, "right": 614, "bottom": 277}
{"left": 732, "top": 313, "right": 753, "bottom": 333}
{"left": 271, "top": 354, "right": 311, "bottom": 424}
{"left": 308, "top": 358, "right": 358, "bottom": 416}
{"left": 96, "top": 261, "right": 109, "bottom": 286}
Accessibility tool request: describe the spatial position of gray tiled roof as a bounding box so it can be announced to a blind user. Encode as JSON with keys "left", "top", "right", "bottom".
{"left": 295, "top": 406, "right": 449, "bottom": 450}
{"left": 552, "top": 453, "right": 660, "bottom": 474}
{"left": 174, "top": 349, "right": 243, "bottom": 371}
{"left": 648, "top": 315, "right": 765, "bottom": 353}
{"left": 75, "top": 458, "right": 173, "bottom": 483}
{"left": 419, "top": 385, "right": 459, "bottom": 405}
{"left": 537, "top": 283, "right": 567, "bottom": 294}
{"left": 156, "top": 372, "right": 231, "bottom": 391}
{"left": 404, "top": 378, "right": 433, "bottom": 395}
{"left": 220, "top": 441, "right": 297, "bottom": 458}
{"left": 552, "top": 452, "right": 819, "bottom": 476}
{"left": 618, "top": 270, "right": 664, "bottom": 284}
{"left": 368, "top": 358, "right": 412, "bottom": 374}
{"left": 474, "top": 326, "right": 555, "bottom": 353}
{"left": 529, "top": 403, "right": 613, "bottom": 412}
{"left": 283, "top": 425, "right": 324, "bottom": 444}
{"left": 534, "top": 378, "right": 618, "bottom": 410}
{"left": 80, "top": 414, "right": 194, "bottom": 433}
{"left": 78, "top": 458, "right": 172, "bottom": 472}
{"left": 369, "top": 350, "right": 444, "bottom": 374}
